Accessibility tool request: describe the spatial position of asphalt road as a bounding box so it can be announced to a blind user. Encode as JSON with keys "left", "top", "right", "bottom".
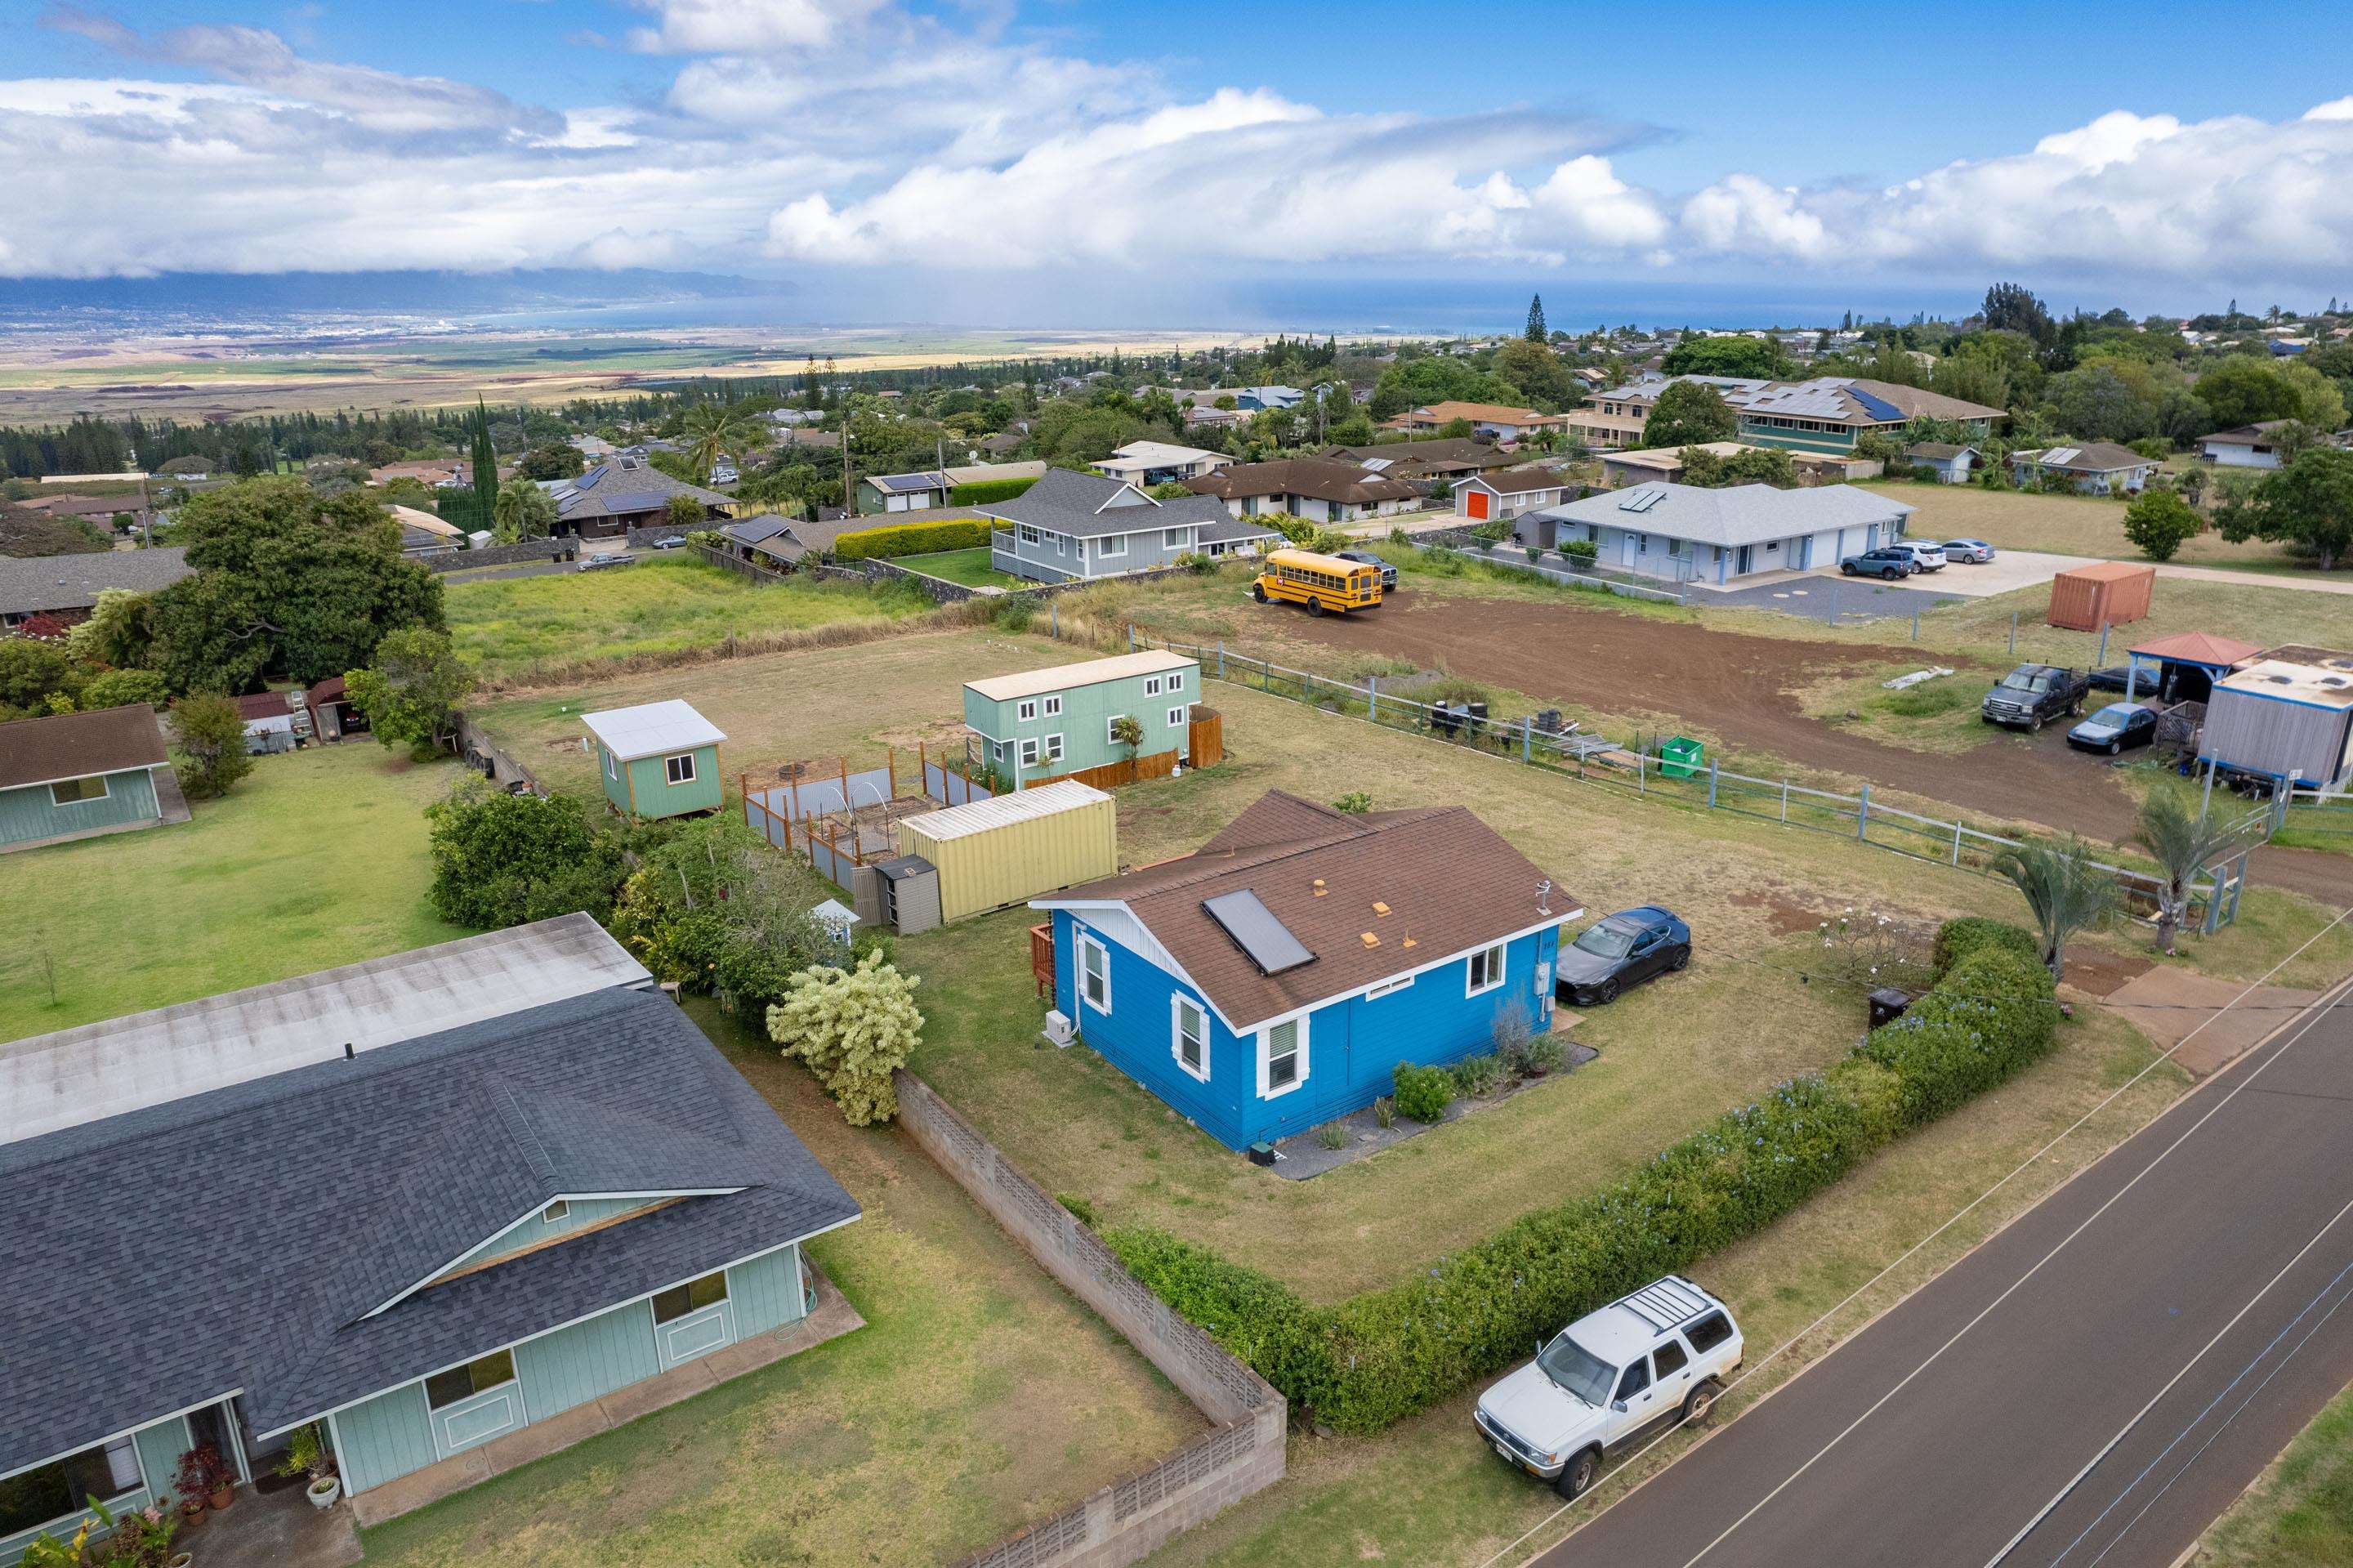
{"left": 1537, "top": 976, "right": 2353, "bottom": 1568}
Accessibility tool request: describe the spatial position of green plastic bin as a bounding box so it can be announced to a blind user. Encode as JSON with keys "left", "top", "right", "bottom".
{"left": 1659, "top": 735, "right": 1705, "bottom": 780}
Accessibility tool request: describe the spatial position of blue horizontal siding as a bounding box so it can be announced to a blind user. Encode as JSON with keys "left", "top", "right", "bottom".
{"left": 0, "top": 768, "right": 161, "bottom": 847}
{"left": 1059, "top": 910, "right": 1560, "bottom": 1150}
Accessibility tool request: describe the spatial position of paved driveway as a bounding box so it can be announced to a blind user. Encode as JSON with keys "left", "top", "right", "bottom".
{"left": 1688, "top": 574, "right": 1954, "bottom": 624}
{"left": 1534, "top": 976, "right": 2353, "bottom": 1568}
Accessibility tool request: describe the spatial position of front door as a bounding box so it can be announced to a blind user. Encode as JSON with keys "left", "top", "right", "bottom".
{"left": 1735, "top": 545, "right": 1752, "bottom": 575}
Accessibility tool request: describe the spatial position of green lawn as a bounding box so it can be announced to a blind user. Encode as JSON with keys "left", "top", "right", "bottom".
{"left": 0, "top": 745, "right": 467, "bottom": 1042}
{"left": 362, "top": 998, "right": 1203, "bottom": 1568}
{"left": 894, "top": 547, "right": 1024, "bottom": 589}
{"left": 443, "top": 553, "right": 932, "bottom": 683}
{"left": 2198, "top": 1376, "right": 2353, "bottom": 1567}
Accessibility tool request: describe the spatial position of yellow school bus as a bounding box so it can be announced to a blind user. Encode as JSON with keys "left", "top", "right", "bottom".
{"left": 1251, "top": 549, "right": 1384, "bottom": 615}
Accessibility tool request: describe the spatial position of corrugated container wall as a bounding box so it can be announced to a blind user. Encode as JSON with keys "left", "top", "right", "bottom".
{"left": 896, "top": 788, "right": 1118, "bottom": 923}
{"left": 2047, "top": 561, "right": 2154, "bottom": 631}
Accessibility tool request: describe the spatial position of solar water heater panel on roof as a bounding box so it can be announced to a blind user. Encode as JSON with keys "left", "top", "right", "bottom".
{"left": 1203, "top": 889, "right": 1316, "bottom": 975}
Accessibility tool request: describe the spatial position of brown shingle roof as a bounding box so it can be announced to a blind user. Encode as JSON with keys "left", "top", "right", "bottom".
{"left": 1042, "top": 790, "right": 1578, "bottom": 1030}
{"left": 0, "top": 704, "right": 167, "bottom": 791}
{"left": 1183, "top": 458, "right": 1418, "bottom": 507}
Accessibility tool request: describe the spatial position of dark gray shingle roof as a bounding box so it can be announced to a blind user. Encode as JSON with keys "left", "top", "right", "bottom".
{"left": 0, "top": 546, "right": 191, "bottom": 617}
{"left": 974, "top": 467, "right": 1230, "bottom": 539}
{"left": 0, "top": 987, "right": 858, "bottom": 1468}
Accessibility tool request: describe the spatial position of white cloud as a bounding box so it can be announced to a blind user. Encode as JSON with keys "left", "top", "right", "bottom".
{"left": 5, "top": 2, "right": 2352, "bottom": 297}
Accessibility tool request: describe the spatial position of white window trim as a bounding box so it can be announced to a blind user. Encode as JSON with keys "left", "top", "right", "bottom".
{"left": 1257, "top": 1012, "right": 1309, "bottom": 1099}
{"left": 663, "top": 753, "right": 697, "bottom": 786}
{"left": 1078, "top": 930, "right": 1113, "bottom": 1015}
{"left": 1466, "top": 941, "right": 1507, "bottom": 998}
{"left": 1042, "top": 695, "right": 1063, "bottom": 717}
{"left": 1168, "top": 672, "right": 1185, "bottom": 693}
{"left": 1105, "top": 716, "right": 1126, "bottom": 746}
{"left": 1364, "top": 975, "right": 1415, "bottom": 1001}
{"left": 1145, "top": 676, "right": 1163, "bottom": 696}
{"left": 605, "top": 750, "right": 617, "bottom": 781}
{"left": 1163, "top": 527, "right": 1187, "bottom": 548}
{"left": 541, "top": 1199, "right": 569, "bottom": 1225}
{"left": 49, "top": 774, "right": 111, "bottom": 806}
{"left": 1167, "top": 706, "right": 1187, "bottom": 729}
{"left": 1097, "top": 533, "right": 1129, "bottom": 557}
{"left": 1019, "top": 738, "right": 1040, "bottom": 767}
{"left": 1171, "top": 993, "right": 1210, "bottom": 1083}
{"left": 1016, "top": 699, "right": 1038, "bottom": 721}
{"left": 1044, "top": 732, "right": 1065, "bottom": 762}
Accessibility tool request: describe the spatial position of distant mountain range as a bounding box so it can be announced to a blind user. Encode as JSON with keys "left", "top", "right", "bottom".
{"left": 0, "top": 269, "right": 792, "bottom": 316}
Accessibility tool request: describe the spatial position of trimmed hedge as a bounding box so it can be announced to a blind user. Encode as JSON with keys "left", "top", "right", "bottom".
{"left": 1105, "top": 918, "right": 2059, "bottom": 1434}
{"left": 833, "top": 518, "right": 994, "bottom": 561}
{"left": 949, "top": 476, "right": 1037, "bottom": 506}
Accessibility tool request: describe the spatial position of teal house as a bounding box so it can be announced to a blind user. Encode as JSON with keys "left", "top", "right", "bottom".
{"left": 0, "top": 704, "right": 177, "bottom": 853}
{"left": 583, "top": 699, "right": 726, "bottom": 819}
{"left": 963, "top": 650, "right": 1201, "bottom": 788}
{"left": 0, "top": 916, "right": 859, "bottom": 1557}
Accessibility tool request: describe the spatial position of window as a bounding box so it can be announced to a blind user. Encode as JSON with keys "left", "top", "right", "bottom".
{"left": 1163, "top": 528, "right": 1187, "bottom": 548}
{"left": 48, "top": 775, "right": 109, "bottom": 806}
{"left": 1042, "top": 695, "right": 1062, "bottom": 717}
{"left": 1653, "top": 1340, "right": 1688, "bottom": 1378}
{"left": 663, "top": 753, "right": 697, "bottom": 786}
{"left": 652, "top": 1271, "right": 729, "bottom": 1325}
{"left": 1168, "top": 672, "right": 1185, "bottom": 693}
{"left": 1167, "top": 707, "right": 1187, "bottom": 729}
{"left": 1467, "top": 942, "right": 1506, "bottom": 996}
{"left": 1263, "top": 1017, "right": 1302, "bottom": 1094}
{"left": 1145, "top": 676, "right": 1163, "bottom": 696}
{"left": 1616, "top": 1359, "right": 1652, "bottom": 1401}
{"left": 605, "top": 749, "right": 617, "bottom": 781}
{"left": 1043, "top": 733, "right": 1065, "bottom": 762}
{"left": 1097, "top": 534, "right": 1128, "bottom": 557}
{"left": 541, "top": 1199, "right": 570, "bottom": 1225}
{"left": 1019, "top": 738, "right": 1040, "bottom": 767}
{"left": 1079, "top": 932, "right": 1111, "bottom": 1012}
{"left": 1105, "top": 716, "right": 1127, "bottom": 746}
{"left": 1684, "top": 1311, "right": 1734, "bottom": 1354}
{"left": 0, "top": 1438, "right": 141, "bottom": 1536}
{"left": 426, "top": 1349, "right": 517, "bottom": 1409}
{"left": 1017, "top": 699, "right": 1038, "bottom": 721}
{"left": 1019, "top": 525, "right": 1043, "bottom": 546}
{"left": 1172, "top": 995, "right": 1208, "bottom": 1080}
{"left": 1364, "top": 974, "right": 1414, "bottom": 1001}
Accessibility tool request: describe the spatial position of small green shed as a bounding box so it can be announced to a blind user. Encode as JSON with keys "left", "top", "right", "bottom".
{"left": 582, "top": 699, "right": 726, "bottom": 819}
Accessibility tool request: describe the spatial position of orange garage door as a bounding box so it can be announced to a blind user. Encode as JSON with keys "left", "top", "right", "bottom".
{"left": 1465, "top": 489, "right": 1490, "bottom": 520}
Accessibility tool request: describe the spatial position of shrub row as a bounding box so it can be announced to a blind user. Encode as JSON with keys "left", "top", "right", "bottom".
{"left": 1105, "top": 918, "right": 2059, "bottom": 1434}
{"left": 833, "top": 518, "right": 995, "bottom": 560}
{"left": 949, "top": 476, "right": 1038, "bottom": 506}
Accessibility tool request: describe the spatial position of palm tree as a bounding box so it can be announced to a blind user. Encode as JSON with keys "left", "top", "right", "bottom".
{"left": 682, "top": 400, "right": 759, "bottom": 485}
{"left": 2129, "top": 784, "right": 2243, "bottom": 955}
{"left": 1988, "top": 836, "right": 2118, "bottom": 982}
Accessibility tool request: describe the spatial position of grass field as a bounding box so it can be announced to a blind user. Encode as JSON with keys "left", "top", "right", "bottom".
{"left": 362, "top": 995, "right": 1203, "bottom": 1568}
{"left": 1854, "top": 480, "right": 2329, "bottom": 576}
{"left": 0, "top": 745, "right": 467, "bottom": 1042}
{"left": 2196, "top": 1376, "right": 2353, "bottom": 1568}
{"left": 893, "top": 546, "right": 1024, "bottom": 589}
{"left": 444, "top": 553, "right": 932, "bottom": 681}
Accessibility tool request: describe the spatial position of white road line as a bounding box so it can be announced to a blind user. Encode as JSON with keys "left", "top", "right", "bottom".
{"left": 1666, "top": 977, "right": 2346, "bottom": 1568}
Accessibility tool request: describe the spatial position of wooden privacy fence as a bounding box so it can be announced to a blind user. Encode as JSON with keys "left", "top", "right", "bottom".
{"left": 1129, "top": 628, "right": 2250, "bottom": 933}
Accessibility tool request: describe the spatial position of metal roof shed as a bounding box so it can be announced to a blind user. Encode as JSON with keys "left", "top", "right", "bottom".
{"left": 2199, "top": 653, "right": 2353, "bottom": 787}
{"left": 582, "top": 699, "right": 727, "bottom": 818}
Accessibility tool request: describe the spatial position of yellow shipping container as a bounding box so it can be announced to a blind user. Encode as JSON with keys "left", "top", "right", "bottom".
{"left": 894, "top": 780, "right": 1118, "bottom": 924}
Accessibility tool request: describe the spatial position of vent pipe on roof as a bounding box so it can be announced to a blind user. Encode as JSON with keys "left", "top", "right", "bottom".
{"left": 343, "top": 1042, "right": 355, "bottom": 1061}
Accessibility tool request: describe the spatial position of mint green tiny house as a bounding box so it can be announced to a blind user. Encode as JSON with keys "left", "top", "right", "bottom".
{"left": 962, "top": 650, "right": 1202, "bottom": 788}
{"left": 582, "top": 699, "right": 726, "bottom": 820}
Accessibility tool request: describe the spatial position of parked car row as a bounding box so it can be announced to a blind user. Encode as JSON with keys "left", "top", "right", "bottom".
{"left": 1838, "top": 538, "right": 1995, "bottom": 579}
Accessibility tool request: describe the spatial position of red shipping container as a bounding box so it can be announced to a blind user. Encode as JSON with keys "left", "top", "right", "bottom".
{"left": 2048, "top": 561, "right": 2154, "bottom": 631}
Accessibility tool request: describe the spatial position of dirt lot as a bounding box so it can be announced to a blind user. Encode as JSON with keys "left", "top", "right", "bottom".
{"left": 1275, "top": 587, "right": 2351, "bottom": 906}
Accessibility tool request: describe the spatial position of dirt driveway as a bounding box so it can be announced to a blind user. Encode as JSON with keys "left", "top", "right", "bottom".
{"left": 1285, "top": 590, "right": 2349, "bottom": 905}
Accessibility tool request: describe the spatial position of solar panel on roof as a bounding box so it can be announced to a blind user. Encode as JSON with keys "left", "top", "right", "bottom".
{"left": 1203, "top": 889, "right": 1316, "bottom": 975}
{"left": 2046, "top": 446, "right": 2081, "bottom": 465}
{"left": 575, "top": 467, "right": 605, "bottom": 490}
{"left": 1619, "top": 488, "right": 1664, "bottom": 513}
{"left": 1848, "top": 386, "right": 1905, "bottom": 422}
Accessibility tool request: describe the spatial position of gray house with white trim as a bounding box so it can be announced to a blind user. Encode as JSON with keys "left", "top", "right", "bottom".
{"left": 1522, "top": 481, "right": 1914, "bottom": 583}
{"left": 979, "top": 467, "right": 1275, "bottom": 583}
{"left": 0, "top": 917, "right": 857, "bottom": 1555}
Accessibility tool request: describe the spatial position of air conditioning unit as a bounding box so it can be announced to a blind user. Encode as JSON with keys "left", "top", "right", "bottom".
{"left": 1042, "top": 1010, "right": 1075, "bottom": 1048}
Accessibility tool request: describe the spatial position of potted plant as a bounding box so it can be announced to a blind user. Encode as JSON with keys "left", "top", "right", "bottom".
{"left": 103, "top": 1501, "right": 181, "bottom": 1568}
{"left": 278, "top": 1423, "right": 342, "bottom": 1510}
{"left": 174, "top": 1444, "right": 234, "bottom": 1517}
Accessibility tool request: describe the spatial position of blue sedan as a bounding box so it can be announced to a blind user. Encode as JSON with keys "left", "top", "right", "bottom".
{"left": 2067, "top": 702, "right": 2159, "bottom": 756}
{"left": 1554, "top": 906, "right": 1691, "bottom": 1005}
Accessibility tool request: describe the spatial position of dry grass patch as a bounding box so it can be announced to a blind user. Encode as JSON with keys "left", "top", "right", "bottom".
{"left": 1854, "top": 480, "right": 2320, "bottom": 575}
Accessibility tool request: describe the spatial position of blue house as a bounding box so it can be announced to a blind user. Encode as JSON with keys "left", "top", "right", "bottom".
{"left": 0, "top": 916, "right": 859, "bottom": 1556}
{"left": 1032, "top": 792, "right": 1579, "bottom": 1150}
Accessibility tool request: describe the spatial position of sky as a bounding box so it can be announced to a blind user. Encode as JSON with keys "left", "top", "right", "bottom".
{"left": 4, "top": 0, "right": 2351, "bottom": 327}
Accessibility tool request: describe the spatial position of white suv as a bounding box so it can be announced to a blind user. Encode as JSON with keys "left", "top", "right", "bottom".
{"left": 1889, "top": 540, "right": 1948, "bottom": 571}
{"left": 1474, "top": 1276, "right": 1743, "bottom": 1499}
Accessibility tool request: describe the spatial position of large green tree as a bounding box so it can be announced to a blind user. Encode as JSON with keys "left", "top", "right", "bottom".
{"left": 2216, "top": 448, "right": 2353, "bottom": 570}
{"left": 2194, "top": 357, "right": 2305, "bottom": 429}
{"left": 426, "top": 784, "right": 623, "bottom": 929}
{"left": 344, "top": 625, "right": 476, "bottom": 760}
{"left": 1494, "top": 337, "right": 1574, "bottom": 408}
{"left": 151, "top": 476, "right": 444, "bottom": 692}
{"left": 1660, "top": 336, "right": 1784, "bottom": 380}
{"left": 492, "top": 477, "right": 556, "bottom": 543}
{"left": 1642, "top": 382, "right": 1738, "bottom": 448}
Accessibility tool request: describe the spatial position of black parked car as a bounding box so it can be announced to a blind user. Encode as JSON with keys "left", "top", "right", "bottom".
{"left": 2067, "top": 702, "right": 2159, "bottom": 756}
{"left": 1840, "top": 547, "right": 1917, "bottom": 580}
{"left": 1335, "top": 549, "right": 1399, "bottom": 591}
{"left": 1555, "top": 906, "right": 1691, "bottom": 1005}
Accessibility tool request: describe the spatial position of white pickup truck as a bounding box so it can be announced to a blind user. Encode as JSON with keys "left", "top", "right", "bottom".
{"left": 1473, "top": 1275, "right": 1744, "bottom": 1499}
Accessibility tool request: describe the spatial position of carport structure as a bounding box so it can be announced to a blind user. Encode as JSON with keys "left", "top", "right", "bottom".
{"left": 2125, "top": 631, "right": 2263, "bottom": 704}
